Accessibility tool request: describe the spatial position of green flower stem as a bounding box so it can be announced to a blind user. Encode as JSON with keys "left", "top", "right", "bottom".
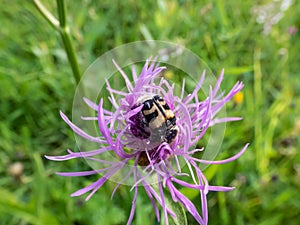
{"left": 56, "top": 0, "right": 66, "bottom": 28}
{"left": 58, "top": 26, "right": 81, "bottom": 85}
{"left": 33, "top": 0, "right": 59, "bottom": 29}
{"left": 33, "top": 0, "right": 81, "bottom": 85}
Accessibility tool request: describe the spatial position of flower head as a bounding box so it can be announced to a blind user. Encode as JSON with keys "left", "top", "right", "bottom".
{"left": 47, "top": 58, "right": 248, "bottom": 225}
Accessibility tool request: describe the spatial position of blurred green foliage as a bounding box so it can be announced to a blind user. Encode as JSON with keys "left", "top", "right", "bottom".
{"left": 1, "top": 0, "right": 300, "bottom": 224}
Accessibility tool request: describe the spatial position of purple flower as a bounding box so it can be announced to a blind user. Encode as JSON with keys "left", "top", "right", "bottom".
{"left": 46, "top": 58, "right": 248, "bottom": 225}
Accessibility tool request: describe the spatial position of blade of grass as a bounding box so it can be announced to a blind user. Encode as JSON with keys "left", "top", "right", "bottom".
{"left": 0, "top": 188, "right": 40, "bottom": 225}
{"left": 253, "top": 47, "right": 266, "bottom": 176}
{"left": 216, "top": 172, "right": 229, "bottom": 225}
{"left": 264, "top": 50, "right": 292, "bottom": 168}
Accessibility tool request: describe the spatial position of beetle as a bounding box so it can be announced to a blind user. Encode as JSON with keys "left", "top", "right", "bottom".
{"left": 130, "top": 95, "right": 179, "bottom": 145}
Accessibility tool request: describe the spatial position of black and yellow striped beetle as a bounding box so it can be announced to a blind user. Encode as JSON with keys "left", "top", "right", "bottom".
{"left": 130, "top": 95, "right": 179, "bottom": 145}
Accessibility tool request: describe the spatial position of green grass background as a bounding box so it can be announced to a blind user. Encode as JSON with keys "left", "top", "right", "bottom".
{"left": 1, "top": 0, "right": 300, "bottom": 224}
